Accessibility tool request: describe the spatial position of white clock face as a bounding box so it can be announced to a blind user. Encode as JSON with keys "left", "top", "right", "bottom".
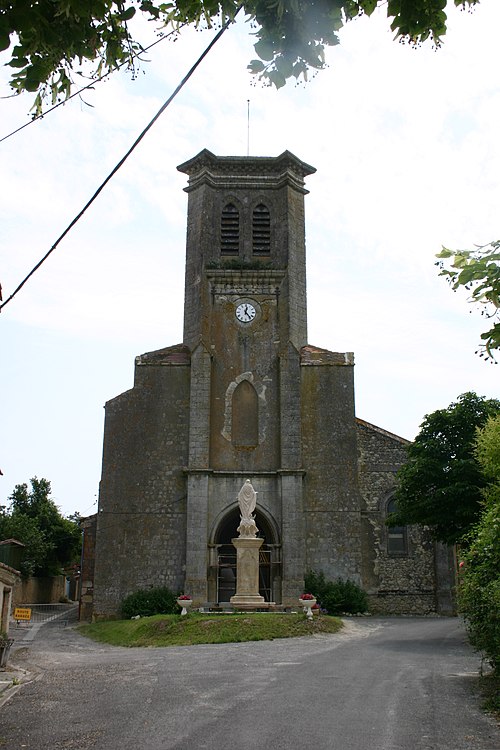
{"left": 235, "top": 302, "right": 256, "bottom": 323}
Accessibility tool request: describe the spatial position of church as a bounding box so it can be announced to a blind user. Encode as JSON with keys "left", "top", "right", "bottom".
{"left": 88, "top": 150, "right": 456, "bottom": 619}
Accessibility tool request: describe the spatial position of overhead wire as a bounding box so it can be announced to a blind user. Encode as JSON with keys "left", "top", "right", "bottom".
{"left": 0, "top": 9, "right": 241, "bottom": 313}
{"left": 0, "top": 24, "right": 188, "bottom": 145}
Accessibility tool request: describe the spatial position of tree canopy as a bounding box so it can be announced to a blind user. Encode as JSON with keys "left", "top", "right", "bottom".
{"left": 436, "top": 242, "right": 500, "bottom": 362}
{"left": 0, "top": 1, "right": 480, "bottom": 112}
{"left": 0, "top": 477, "right": 81, "bottom": 578}
{"left": 388, "top": 392, "right": 500, "bottom": 545}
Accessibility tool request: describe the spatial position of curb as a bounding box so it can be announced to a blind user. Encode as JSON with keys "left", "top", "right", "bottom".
{"left": 0, "top": 664, "right": 37, "bottom": 708}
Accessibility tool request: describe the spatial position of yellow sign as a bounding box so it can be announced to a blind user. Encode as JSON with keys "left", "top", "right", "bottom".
{"left": 13, "top": 607, "right": 31, "bottom": 621}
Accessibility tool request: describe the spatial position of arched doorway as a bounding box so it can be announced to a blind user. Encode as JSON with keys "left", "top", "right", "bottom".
{"left": 209, "top": 507, "right": 281, "bottom": 604}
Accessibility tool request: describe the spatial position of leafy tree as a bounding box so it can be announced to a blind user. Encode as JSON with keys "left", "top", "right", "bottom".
{"left": 458, "top": 415, "right": 500, "bottom": 671}
{"left": 436, "top": 243, "right": 500, "bottom": 362}
{"left": 0, "top": 1, "right": 480, "bottom": 112}
{"left": 0, "top": 477, "right": 81, "bottom": 578}
{"left": 388, "top": 392, "right": 500, "bottom": 545}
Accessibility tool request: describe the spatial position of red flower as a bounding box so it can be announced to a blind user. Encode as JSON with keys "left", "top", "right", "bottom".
{"left": 300, "top": 593, "right": 315, "bottom": 600}
{"left": 178, "top": 594, "right": 191, "bottom": 600}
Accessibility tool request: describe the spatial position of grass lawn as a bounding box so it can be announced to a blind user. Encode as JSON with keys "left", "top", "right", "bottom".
{"left": 78, "top": 612, "right": 343, "bottom": 648}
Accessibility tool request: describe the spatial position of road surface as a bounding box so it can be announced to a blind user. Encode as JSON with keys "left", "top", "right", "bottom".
{"left": 1, "top": 616, "right": 498, "bottom": 749}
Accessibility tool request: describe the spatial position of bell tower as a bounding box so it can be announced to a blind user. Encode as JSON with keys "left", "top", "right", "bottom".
{"left": 177, "top": 149, "right": 315, "bottom": 352}
{"left": 177, "top": 150, "right": 316, "bottom": 602}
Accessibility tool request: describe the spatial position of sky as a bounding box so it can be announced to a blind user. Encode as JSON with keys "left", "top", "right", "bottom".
{"left": 1, "top": 2, "right": 499, "bottom": 517}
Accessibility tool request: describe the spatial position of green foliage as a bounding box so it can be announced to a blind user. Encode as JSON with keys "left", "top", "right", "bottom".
{"left": 0, "top": 477, "right": 81, "bottom": 578}
{"left": 458, "top": 415, "right": 500, "bottom": 671}
{"left": 437, "top": 242, "right": 500, "bottom": 362}
{"left": 121, "top": 586, "right": 179, "bottom": 618}
{"left": 475, "top": 415, "right": 500, "bottom": 484}
{"left": 304, "top": 570, "right": 369, "bottom": 614}
{"left": 0, "top": 0, "right": 481, "bottom": 111}
{"left": 389, "top": 392, "right": 500, "bottom": 545}
{"left": 458, "top": 505, "right": 500, "bottom": 670}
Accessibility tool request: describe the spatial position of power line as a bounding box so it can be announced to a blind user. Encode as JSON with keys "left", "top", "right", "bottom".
{"left": 0, "top": 11, "right": 240, "bottom": 313}
{"left": 0, "top": 25, "right": 186, "bottom": 145}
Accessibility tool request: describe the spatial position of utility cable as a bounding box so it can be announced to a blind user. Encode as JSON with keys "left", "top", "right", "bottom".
{"left": 0, "top": 24, "right": 187, "bottom": 145}
{"left": 0, "top": 10, "right": 240, "bottom": 313}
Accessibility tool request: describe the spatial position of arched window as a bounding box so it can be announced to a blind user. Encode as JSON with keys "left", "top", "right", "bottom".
{"left": 386, "top": 497, "right": 407, "bottom": 555}
{"left": 252, "top": 203, "right": 270, "bottom": 255}
{"left": 221, "top": 203, "right": 240, "bottom": 255}
{"left": 232, "top": 380, "right": 258, "bottom": 448}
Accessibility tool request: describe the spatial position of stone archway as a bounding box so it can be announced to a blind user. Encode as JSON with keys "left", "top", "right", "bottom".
{"left": 209, "top": 507, "right": 281, "bottom": 604}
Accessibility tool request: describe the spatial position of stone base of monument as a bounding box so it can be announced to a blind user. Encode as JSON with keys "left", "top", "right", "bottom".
{"left": 230, "top": 596, "right": 275, "bottom": 610}
{"left": 230, "top": 536, "right": 275, "bottom": 609}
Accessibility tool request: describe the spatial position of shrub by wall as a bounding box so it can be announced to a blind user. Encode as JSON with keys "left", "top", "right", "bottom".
{"left": 121, "top": 587, "right": 178, "bottom": 619}
{"left": 305, "top": 570, "right": 369, "bottom": 615}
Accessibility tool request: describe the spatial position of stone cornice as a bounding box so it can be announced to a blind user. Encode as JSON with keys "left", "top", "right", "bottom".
{"left": 207, "top": 269, "right": 285, "bottom": 296}
{"left": 184, "top": 469, "right": 306, "bottom": 477}
{"left": 177, "top": 149, "right": 315, "bottom": 194}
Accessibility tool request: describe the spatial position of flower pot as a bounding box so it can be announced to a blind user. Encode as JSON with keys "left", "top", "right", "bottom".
{"left": 177, "top": 598, "right": 193, "bottom": 616}
{"left": 299, "top": 598, "right": 317, "bottom": 620}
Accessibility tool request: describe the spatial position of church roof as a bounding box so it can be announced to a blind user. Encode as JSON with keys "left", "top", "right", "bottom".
{"left": 300, "top": 345, "right": 354, "bottom": 366}
{"left": 135, "top": 344, "right": 190, "bottom": 366}
{"left": 355, "top": 417, "right": 410, "bottom": 445}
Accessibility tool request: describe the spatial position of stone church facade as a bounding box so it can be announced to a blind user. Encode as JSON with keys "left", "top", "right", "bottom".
{"left": 91, "top": 150, "right": 455, "bottom": 619}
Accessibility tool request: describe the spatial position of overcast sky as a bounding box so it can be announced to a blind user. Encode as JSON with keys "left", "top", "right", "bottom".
{"left": 1, "top": 1, "right": 499, "bottom": 517}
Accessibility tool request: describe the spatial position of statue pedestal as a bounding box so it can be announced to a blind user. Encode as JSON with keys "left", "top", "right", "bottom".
{"left": 230, "top": 537, "right": 265, "bottom": 608}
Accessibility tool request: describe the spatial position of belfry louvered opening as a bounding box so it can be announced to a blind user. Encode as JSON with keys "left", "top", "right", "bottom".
{"left": 221, "top": 203, "right": 240, "bottom": 255}
{"left": 252, "top": 204, "right": 271, "bottom": 254}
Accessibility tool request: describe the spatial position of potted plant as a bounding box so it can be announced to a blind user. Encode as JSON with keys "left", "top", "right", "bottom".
{"left": 176, "top": 595, "right": 193, "bottom": 616}
{"left": 0, "top": 631, "right": 14, "bottom": 669}
{"left": 298, "top": 593, "right": 317, "bottom": 620}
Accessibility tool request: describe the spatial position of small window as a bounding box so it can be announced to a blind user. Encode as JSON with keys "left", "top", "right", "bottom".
{"left": 221, "top": 203, "right": 239, "bottom": 255}
{"left": 252, "top": 204, "right": 270, "bottom": 255}
{"left": 386, "top": 497, "right": 407, "bottom": 555}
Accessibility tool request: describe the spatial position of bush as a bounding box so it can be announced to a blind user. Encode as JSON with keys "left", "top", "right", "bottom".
{"left": 304, "top": 570, "right": 369, "bottom": 615}
{"left": 458, "top": 501, "right": 500, "bottom": 671}
{"left": 121, "top": 587, "right": 178, "bottom": 619}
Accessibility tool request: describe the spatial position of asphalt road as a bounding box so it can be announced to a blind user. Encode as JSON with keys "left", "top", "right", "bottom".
{"left": 1, "top": 616, "right": 498, "bottom": 749}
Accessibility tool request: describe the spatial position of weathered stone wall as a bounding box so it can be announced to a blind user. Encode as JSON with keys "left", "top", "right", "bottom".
{"left": 79, "top": 514, "right": 97, "bottom": 621}
{"left": 93, "top": 349, "right": 190, "bottom": 618}
{"left": 13, "top": 576, "right": 66, "bottom": 606}
{"left": 301, "top": 348, "right": 363, "bottom": 583}
{"left": 356, "top": 418, "right": 448, "bottom": 614}
{"left": 1, "top": 563, "right": 20, "bottom": 634}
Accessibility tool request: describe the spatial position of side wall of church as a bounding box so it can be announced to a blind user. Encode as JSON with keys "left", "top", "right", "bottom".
{"left": 356, "top": 420, "right": 442, "bottom": 614}
{"left": 93, "top": 359, "right": 190, "bottom": 618}
{"left": 300, "top": 350, "right": 363, "bottom": 583}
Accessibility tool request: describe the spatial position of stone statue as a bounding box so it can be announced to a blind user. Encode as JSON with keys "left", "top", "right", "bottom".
{"left": 236, "top": 479, "right": 258, "bottom": 538}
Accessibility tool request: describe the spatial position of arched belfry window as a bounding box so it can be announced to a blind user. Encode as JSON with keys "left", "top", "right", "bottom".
{"left": 252, "top": 204, "right": 271, "bottom": 255}
{"left": 232, "top": 380, "right": 258, "bottom": 448}
{"left": 386, "top": 497, "right": 408, "bottom": 555}
{"left": 221, "top": 203, "right": 240, "bottom": 255}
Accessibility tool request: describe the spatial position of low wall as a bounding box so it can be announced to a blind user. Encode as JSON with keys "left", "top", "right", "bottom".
{"left": 13, "top": 576, "right": 66, "bottom": 605}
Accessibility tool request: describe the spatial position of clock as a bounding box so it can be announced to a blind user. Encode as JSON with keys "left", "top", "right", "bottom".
{"left": 235, "top": 302, "right": 256, "bottom": 323}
